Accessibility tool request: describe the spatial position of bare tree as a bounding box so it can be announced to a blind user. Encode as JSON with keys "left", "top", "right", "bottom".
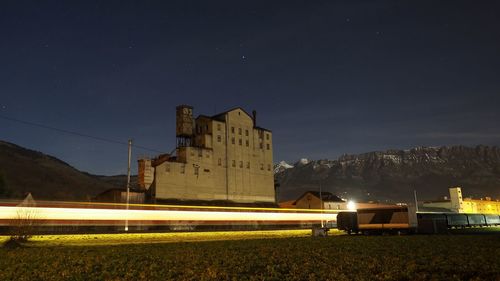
{"left": 9, "top": 207, "right": 39, "bottom": 242}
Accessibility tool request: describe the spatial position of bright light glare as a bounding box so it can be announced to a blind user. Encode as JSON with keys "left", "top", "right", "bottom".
{"left": 347, "top": 201, "right": 356, "bottom": 210}
{"left": 0, "top": 206, "right": 338, "bottom": 223}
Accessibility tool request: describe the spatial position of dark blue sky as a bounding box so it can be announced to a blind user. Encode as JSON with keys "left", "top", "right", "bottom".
{"left": 1, "top": 1, "right": 499, "bottom": 175}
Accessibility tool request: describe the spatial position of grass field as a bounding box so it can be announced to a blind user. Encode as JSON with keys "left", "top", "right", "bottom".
{"left": 1, "top": 230, "right": 499, "bottom": 280}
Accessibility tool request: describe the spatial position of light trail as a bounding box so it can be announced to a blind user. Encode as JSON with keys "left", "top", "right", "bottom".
{"left": 0, "top": 206, "right": 338, "bottom": 223}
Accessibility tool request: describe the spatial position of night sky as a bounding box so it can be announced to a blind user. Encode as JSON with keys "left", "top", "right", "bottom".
{"left": 1, "top": 1, "right": 499, "bottom": 175}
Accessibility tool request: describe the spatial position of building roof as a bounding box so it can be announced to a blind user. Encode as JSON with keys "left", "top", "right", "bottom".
{"left": 278, "top": 200, "right": 296, "bottom": 208}
{"left": 294, "top": 191, "right": 345, "bottom": 204}
{"left": 195, "top": 107, "right": 272, "bottom": 132}
{"left": 176, "top": 104, "right": 193, "bottom": 109}
{"left": 211, "top": 107, "right": 254, "bottom": 121}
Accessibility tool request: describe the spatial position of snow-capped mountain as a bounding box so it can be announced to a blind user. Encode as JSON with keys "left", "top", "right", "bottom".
{"left": 275, "top": 145, "right": 500, "bottom": 203}
{"left": 273, "top": 161, "right": 294, "bottom": 174}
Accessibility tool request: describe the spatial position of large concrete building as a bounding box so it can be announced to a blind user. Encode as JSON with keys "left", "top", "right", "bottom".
{"left": 138, "top": 105, "right": 275, "bottom": 204}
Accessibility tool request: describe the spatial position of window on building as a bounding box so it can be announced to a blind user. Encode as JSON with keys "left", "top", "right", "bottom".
{"left": 260, "top": 143, "right": 263, "bottom": 149}
{"left": 239, "top": 161, "right": 243, "bottom": 168}
{"left": 266, "top": 133, "right": 270, "bottom": 140}
{"left": 247, "top": 162, "right": 250, "bottom": 169}
{"left": 205, "top": 125, "right": 209, "bottom": 131}
{"left": 267, "top": 164, "right": 271, "bottom": 171}
{"left": 245, "top": 130, "right": 249, "bottom": 136}
{"left": 238, "top": 139, "right": 242, "bottom": 145}
{"left": 246, "top": 140, "right": 249, "bottom": 147}
{"left": 218, "top": 158, "right": 222, "bottom": 166}
{"left": 231, "top": 127, "right": 235, "bottom": 133}
{"left": 180, "top": 165, "right": 185, "bottom": 174}
{"left": 260, "top": 163, "right": 264, "bottom": 170}
{"left": 267, "top": 143, "right": 270, "bottom": 150}
{"left": 194, "top": 167, "right": 199, "bottom": 175}
{"left": 232, "top": 160, "right": 236, "bottom": 167}
{"left": 217, "top": 124, "right": 221, "bottom": 131}
{"left": 217, "top": 135, "right": 221, "bottom": 142}
{"left": 231, "top": 137, "right": 235, "bottom": 144}
{"left": 238, "top": 128, "right": 242, "bottom": 135}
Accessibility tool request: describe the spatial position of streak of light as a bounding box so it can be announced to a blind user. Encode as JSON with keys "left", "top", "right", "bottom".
{"left": 0, "top": 206, "right": 338, "bottom": 222}
{"left": 0, "top": 199, "right": 341, "bottom": 213}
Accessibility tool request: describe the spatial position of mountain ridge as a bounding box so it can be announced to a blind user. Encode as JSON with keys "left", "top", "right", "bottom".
{"left": 275, "top": 145, "right": 500, "bottom": 203}
{"left": 0, "top": 140, "right": 121, "bottom": 200}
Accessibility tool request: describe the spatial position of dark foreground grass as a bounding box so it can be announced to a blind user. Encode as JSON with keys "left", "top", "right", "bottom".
{"left": 1, "top": 233, "right": 499, "bottom": 281}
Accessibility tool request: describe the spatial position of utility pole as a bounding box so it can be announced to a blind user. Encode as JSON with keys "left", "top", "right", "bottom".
{"left": 125, "top": 139, "right": 132, "bottom": 232}
{"left": 319, "top": 180, "right": 324, "bottom": 228}
{"left": 414, "top": 189, "right": 419, "bottom": 213}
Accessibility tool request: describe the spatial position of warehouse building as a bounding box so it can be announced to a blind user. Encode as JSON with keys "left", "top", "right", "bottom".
{"left": 138, "top": 105, "right": 275, "bottom": 204}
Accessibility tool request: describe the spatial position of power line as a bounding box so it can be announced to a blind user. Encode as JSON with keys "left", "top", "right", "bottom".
{"left": 0, "top": 114, "right": 165, "bottom": 154}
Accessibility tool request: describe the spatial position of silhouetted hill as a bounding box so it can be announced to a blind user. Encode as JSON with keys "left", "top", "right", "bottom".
{"left": 275, "top": 145, "right": 500, "bottom": 203}
{"left": 0, "top": 140, "right": 122, "bottom": 200}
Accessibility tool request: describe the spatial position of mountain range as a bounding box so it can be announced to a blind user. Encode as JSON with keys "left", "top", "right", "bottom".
{"left": 275, "top": 145, "right": 500, "bottom": 203}
{"left": 1, "top": 140, "right": 499, "bottom": 203}
{"left": 0, "top": 140, "right": 123, "bottom": 200}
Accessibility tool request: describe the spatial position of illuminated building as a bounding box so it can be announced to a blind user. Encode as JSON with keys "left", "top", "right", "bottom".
{"left": 138, "top": 105, "right": 275, "bottom": 204}
{"left": 288, "top": 191, "right": 346, "bottom": 210}
{"left": 422, "top": 187, "right": 500, "bottom": 214}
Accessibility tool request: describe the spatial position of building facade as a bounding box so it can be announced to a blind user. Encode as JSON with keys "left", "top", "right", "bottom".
{"left": 292, "top": 191, "right": 346, "bottom": 210}
{"left": 422, "top": 187, "right": 500, "bottom": 214}
{"left": 138, "top": 105, "right": 275, "bottom": 204}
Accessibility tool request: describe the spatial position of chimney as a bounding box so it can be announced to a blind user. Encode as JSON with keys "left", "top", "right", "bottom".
{"left": 252, "top": 110, "right": 257, "bottom": 127}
